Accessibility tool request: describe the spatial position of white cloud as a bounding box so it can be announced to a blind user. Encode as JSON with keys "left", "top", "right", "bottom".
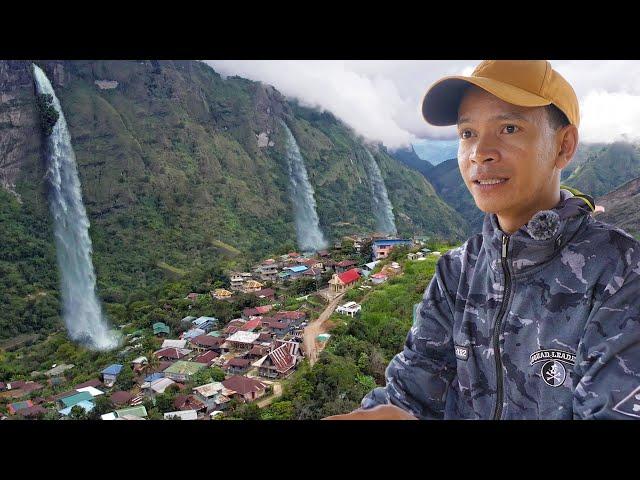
{"left": 204, "top": 60, "right": 640, "bottom": 149}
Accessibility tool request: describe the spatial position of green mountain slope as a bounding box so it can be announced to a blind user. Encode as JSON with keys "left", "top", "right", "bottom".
{"left": 0, "top": 59, "right": 469, "bottom": 339}
{"left": 564, "top": 141, "right": 640, "bottom": 196}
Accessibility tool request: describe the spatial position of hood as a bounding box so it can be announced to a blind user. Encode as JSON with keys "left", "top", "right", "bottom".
{"left": 481, "top": 188, "right": 596, "bottom": 276}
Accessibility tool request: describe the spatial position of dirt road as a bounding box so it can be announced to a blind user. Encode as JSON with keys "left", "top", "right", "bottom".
{"left": 256, "top": 381, "right": 283, "bottom": 408}
{"left": 303, "top": 291, "right": 345, "bottom": 366}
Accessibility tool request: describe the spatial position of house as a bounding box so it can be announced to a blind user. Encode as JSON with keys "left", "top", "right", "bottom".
{"left": 113, "top": 405, "right": 148, "bottom": 419}
{"left": 335, "top": 260, "right": 357, "bottom": 274}
{"left": 57, "top": 391, "right": 94, "bottom": 410}
{"left": 246, "top": 344, "right": 271, "bottom": 360}
{"left": 131, "top": 356, "right": 148, "bottom": 373}
{"left": 360, "top": 260, "right": 380, "bottom": 277}
{"left": 18, "top": 405, "right": 47, "bottom": 418}
{"left": 253, "top": 343, "right": 296, "bottom": 379}
{"left": 284, "top": 265, "right": 308, "bottom": 278}
{"left": 230, "top": 273, "right": 246, "bottom": 291}
{"left": 5, "top": 380, "right": 44, "bottom": 395}
{"left": 242, "top": 305, "right": 273, "bottom": 319}
{"left": 193, "top": 350, "right": 219, "bottom": 366}
{"left": 211, "top": 288, "right": 233, "bottom": 300}
{"left": 153, "top": 322, "right": 170, "bottom": 336}
{"left": 274, "top": 339, "right": 301, "bottom": 358}
{"left": 101, "top": 364, "right": 123, "bottom": 388}
{"left": 7, "top": 400, "right": 34, "bottom": 416}
{"left": 154, "top": 347, "right": 191, "bottom": 361}
{"left": 185, "top": 292, "right": 199, "bottom": 302}
{"left": 224, "top": 331, "right": 260, "bottom": 351}
{"left": 182, "top": 328, "right": 206, "bottom": 341}
{"left": 243, "top": 279, "right": 264, "bottom": 293}
{"left": 257, "top": 262, "right": 279, "bottom": 282}
{"left": 163, "top": 361, "right": 205, "bottom": 383}
{"left": 336, "top": 301, "right": 362, "bottom": 317}
{"left": 328, "top": 268, "right": 361, "bottom": 293}
{"left": 370, "top": 273, "right": 388, "bottom": 284}
{"left": 256, "top": 332, "right": 274, "bottom": 343}
{"left": 76, "top": 386, "right": 105, "bottom": 398}
{"left": 173, "top": 395, "right": 206, "bottom": 412}
{"left": 372, "top": 239, "right": 413, "bottom": 260}
{"left": 192, "top": 382, "right": 230, "bottom": 412}
{"left": 222, "top": 375, "right": 268, "bottom": 403}
{"left": 240, "top": 316, "right": 262, "bottom": 332}
{"left": 181, "top": 316, "right": 197, "bottom": 325}
{"left": 144, "top": 377, "right": 176, "bottom": 395}
{"left": 317, "top": 249, "right": 330, "bottom": 257}
{"left": 74, "top": 379, "right": 103, "bottom": 390}
{"left": 223, "top": 357, "right": 253, "bottom": 375}
{"left": 164, "top": 410, "right": 198, "bottom": 420}
{"left": 190, "top": 335, "right": 225, "bottom": 352}
{"left": 161, "top": 339, "right": 187, "bottom": 349}
{"left": 192, "top": 316, "right": 219, "bottom": 332}
{"left": 303, "top": 268, "right": 323, "bottom": 280}
{"left": 407, "top": 252, "right": 426, "bottom": 261}
{"left": 271, "top": 310, "right": 306, "bottom": 327}
{"left": 253, "top": 288, "right": 276, "bottom": 301}
{"left": 261, "top": 319, "right": 290, "bottom": 337}
{"left": 109, "top": 391, "right": 134, "bottom": 407}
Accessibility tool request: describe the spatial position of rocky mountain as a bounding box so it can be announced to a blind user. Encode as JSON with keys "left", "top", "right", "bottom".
{"left": 594, "top": 176, "right": 640, "bottom": 239}
{"left": 0, "top": 60, "right": 469, "bottom": 338}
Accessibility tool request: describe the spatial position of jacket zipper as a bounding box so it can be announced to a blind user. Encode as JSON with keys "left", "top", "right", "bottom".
{"left": 492, "top": 233, "right": 511, "bottom": 420}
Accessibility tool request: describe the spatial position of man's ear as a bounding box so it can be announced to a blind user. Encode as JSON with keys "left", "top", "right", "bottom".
{"left": 555, "top": 125, "right": 579, "bottom": 170}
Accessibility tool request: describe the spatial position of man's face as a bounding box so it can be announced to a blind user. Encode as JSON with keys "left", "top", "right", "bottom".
{"left": 457, "top": 86, "right": 559, "bottom": 217}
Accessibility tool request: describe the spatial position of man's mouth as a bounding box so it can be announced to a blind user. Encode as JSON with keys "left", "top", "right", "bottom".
{"left": 473, "top": 178, "right": 509, "bottom": 190}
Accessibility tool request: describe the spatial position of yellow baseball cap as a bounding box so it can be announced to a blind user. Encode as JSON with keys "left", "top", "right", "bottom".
{"left": 421, "top": 60, "right": 580, "bottom": 128}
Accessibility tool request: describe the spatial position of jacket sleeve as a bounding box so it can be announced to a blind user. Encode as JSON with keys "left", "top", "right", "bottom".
{"left": 573, "top": 252, "right": 640, "bottom": 420}
{"left": 360, "top": 257, "right": 458, "bottom": 419}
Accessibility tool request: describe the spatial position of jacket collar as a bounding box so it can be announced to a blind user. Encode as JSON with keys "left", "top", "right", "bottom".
{"left": 481, "top": 189, "right": 594, "bottom": 275}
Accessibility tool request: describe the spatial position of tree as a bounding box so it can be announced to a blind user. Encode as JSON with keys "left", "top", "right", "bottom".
{"left": 93, "top": 395, "right": 114, "bottom": 415}
{"left": 115, "top": 365, "right": 135, "bottom": 391}
{"left": 69, "top": 405, "right": 89, "bottom": 420}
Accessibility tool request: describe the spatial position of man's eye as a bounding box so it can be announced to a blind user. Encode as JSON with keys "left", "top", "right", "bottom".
{"left": 460, "top": 130, "right": 472, "bottom": 139}
{"left": 503, "top": 125, "right": 519, "bottom": 134}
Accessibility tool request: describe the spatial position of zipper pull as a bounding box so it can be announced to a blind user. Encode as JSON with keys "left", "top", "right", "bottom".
{"left": 502, "top": 234, "right": 509, "bottom": 258}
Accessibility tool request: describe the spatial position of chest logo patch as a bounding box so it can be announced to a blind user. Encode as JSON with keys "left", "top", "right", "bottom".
{"left": 541, "top": 361, "right": 566, "bottom": 387}
{"left": 530, "top": 349, "right": 574, "bottom": 388}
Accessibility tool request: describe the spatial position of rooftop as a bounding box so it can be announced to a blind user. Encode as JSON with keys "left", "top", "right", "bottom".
{"left": 164, "top": 361, "right": 205, "bottom": 376}
{"left": 226, "top": 331, "right": 261, "bottom": 344}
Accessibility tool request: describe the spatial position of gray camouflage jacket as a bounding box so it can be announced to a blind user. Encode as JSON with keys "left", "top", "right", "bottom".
{"left": 362, "top": 188, "right": 640, "bottom": 419}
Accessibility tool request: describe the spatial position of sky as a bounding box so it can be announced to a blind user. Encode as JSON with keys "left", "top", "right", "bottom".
{"left": 205, "top": 60, "right": 640, "bottom": 150}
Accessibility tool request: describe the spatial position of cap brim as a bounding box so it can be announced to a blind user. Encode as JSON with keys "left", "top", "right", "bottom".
{"left": 421, "top": 76, "right": 552, "bottom": 126}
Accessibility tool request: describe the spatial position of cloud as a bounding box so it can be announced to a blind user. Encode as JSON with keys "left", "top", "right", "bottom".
{"left": 204, "top": 60, "right": 640, "bottom": 149}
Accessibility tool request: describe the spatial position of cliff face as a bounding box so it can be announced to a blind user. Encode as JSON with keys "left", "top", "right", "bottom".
{"left": 0, "top": 61, "right": 43, "bottom": 200}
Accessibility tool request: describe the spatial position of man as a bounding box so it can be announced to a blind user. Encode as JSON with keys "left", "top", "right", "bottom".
{"left": 326, "top": 60, "right": 640, "bottom": 420}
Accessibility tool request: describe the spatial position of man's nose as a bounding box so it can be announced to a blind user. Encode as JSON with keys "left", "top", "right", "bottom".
{"left": 470, "top": 135, "right": 500, "bottom": 164}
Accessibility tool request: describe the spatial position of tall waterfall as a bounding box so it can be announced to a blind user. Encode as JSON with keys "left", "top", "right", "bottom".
{"left": 281, "top": 120, "right": 328, "bottom": 252}
{"left": 32, "top": 64, "right": 119, "bottom": 351}
{"left": 364, "top": 148, "right": 397, "bottom": 236}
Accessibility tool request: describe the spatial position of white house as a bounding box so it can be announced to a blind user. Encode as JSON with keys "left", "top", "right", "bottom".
{"left": 336, "top": 301, "right": 362, "bottom": 317}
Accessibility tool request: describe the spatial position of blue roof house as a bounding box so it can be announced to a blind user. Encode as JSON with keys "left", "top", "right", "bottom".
{"left": 101, "top": 364, "right": 123, "bottom": 387}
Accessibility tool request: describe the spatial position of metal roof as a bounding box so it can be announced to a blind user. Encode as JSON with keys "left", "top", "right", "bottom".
{"left": 60, "top": 391, "right": 94, "bottom": 408}
{"left": 101, "top": 364, "right": 123, "bottom": 376}
{"left": 164, "top": 361, "right": 205, "bottom": 376}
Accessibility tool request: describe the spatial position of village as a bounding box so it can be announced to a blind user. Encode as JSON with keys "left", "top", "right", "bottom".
{"left": 0, "top": 233, "right": 441, "bottom": 420}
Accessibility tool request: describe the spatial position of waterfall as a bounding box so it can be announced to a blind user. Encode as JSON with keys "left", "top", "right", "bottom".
{"left": 364, "top": 148, "right": 397, "bottom": 236}
{"left": 32, "top": 64, "right": 120, "bottom": 351}
{"left": 280, "top": 120, "right": 328, "bottom": 252}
